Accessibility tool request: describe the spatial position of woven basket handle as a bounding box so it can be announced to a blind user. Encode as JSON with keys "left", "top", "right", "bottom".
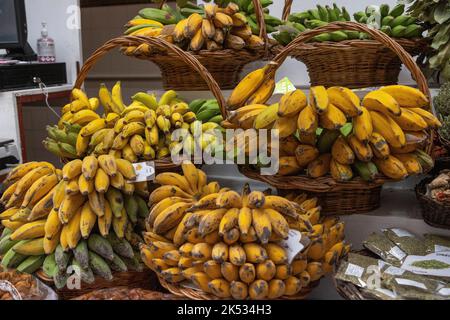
{"left": 282, "top": 0, "right": 293, "bottom": 21}
{"left": 268, "top": 21, "right": 430, "bottom": 99}
{"left": 157, "top": 0, "right": 268, "bottom": 43}
{"left": 74, "top": 35, "right": 228, "bottom": 118}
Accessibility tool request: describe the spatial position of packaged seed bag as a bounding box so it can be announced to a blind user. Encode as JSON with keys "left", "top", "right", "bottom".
{"left": 363, "top": 233, "right": 407, "bottom": 266}
{"left": 383, "top": 228, "right": 428, "bottom": 256}
{"left": 424, "top": 234, "right": 450, "bottom": 254}
{"left": 382, "top": 273, "right": 447, "bottom": 300}
{"left": 335, "top": 253, "right": 382, "bottom": 289}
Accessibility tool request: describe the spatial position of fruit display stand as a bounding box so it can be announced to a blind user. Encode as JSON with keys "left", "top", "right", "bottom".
{"left": 277, "top": 0, "right": 426, "bottom": 88}
{"left": 123, "top": 0, "right": 269, "bottom": 91}
{"left": 72, "top": 35, "right": 228, "bottom": 172}
{"left": 237, "top": 21, "right": 433, "bottom": 215}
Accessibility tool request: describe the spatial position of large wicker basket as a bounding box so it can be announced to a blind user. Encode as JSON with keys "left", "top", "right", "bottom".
{"left": 73, "top": 35, "right": 229, "bottom": 172}
{"left": 124, "top": 0, "right": 270, "bottom": 90}
{"left": 415, "top": 177, "right": 450, "bottom": 229}
{"left": 237, "top": 21, "right": 433, "bottom": 215}
{"left": 157, "top": 275, "right": 318, "bottom": 300}
{"left": 277, "top": 0, "right": 427, "bottom": 88}
{"left": 36, "top": 269, "right": 160, "bottom": 300}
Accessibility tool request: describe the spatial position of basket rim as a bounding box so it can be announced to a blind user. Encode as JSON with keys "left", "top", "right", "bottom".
{"left": 273, "top": 36, "right": 427, "bottom": 52}
{"left": 158, "top": 275, "right": 317, "bottom": 300}
{"left": 238, "top": 165, "right": 386, "bottom": 192}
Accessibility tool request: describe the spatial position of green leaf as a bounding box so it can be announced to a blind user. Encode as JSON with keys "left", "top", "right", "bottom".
{"left": 429, "top": 42, "right": 450, "bottom": 69}
{"left": 431, "top": 24, "right": 450, "bottom": 50}
{"left": 434, "top": 1, "right": 450, "bottom": 24}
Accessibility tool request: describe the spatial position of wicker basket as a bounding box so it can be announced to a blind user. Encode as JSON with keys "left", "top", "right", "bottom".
{"left": 73, "top": 35, "right": 229, "bottom": 172}
{"left": 239, "top": 166, "right": 382, "bottom": 215}
{"left": 415, "top": 177, "right": 450, "bottom": 229}
{"left": 237, "top": 21, "right": 432, "bottom": 216}
{"left": 157, "top": 275, "right": 318, "bottom": 300}
{"left": 277, "top": 0, "right": 427, "bottom": 88}
{"left": 35, "top": 269, "right": 160, "bottom": 300}
{"left": 124, "top": 0, "right": 270, "bottom": 91}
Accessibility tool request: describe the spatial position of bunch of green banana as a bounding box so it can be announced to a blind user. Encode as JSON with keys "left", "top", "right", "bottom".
{"left": 189, "top": 99, "right": 224, "bottom": 124}
{"left": 45, "top": 234, "right": 144, "bottom": 289}
{"left": 354, "top": 4, "right": 422, "bottom": 38}
{"left": 43, "top": 122, "right": 81, "bottom": 159}
{"left": 274, "top": 3, "right": 422, "bottom": 46}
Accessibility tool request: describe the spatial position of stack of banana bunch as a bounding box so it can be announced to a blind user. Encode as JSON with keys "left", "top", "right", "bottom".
{"left": 226, "top": 67, "right": 439, "bottom": 181}
{"left": 139, "top": 163, "right": 347, "bottom": 299}
{"left": 123, "top": 2, "right": 267, "bottom": 55}
{"left": 273, "top": 3, "right": 422, "bottom": 46}
{"left": 76, "top": 86, "right": 196, "bottom": 161}
{"left": 0, "top": 160, "right": 146, "bottom": 286}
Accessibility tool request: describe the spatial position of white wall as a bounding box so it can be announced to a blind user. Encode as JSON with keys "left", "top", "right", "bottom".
{"left": 25, "top": 0, "right": 82, "bottom": 83}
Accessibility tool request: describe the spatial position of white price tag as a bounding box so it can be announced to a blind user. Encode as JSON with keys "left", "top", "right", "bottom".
{"left": 279, "top": 229, "right": 305, "bottom": 264}
{"left": 435, "top": 245, "right": 450, "bottom": 253}
{"left": 391, "top": 228, "right": 415, "bottom": 238}
{"left": 438, "top": 287, "right": 450, "bottom": 296}
{"left": 384, "top": 266, "right": 406, "bottom": 276}
{"left": 131, "top": 162, "right": 155, "bottom": 183}
{"left": 401, "top": 253, "right": 450, "bottom": 278}
{"left": 389, "top": 246, "right": 407, "bottom": 261}
{"left": 395, "top": 278, "right": 427, "bottom": 290}
{"left": 345, "top": 263, "right": 365, "bottom": 278}
{"left": 274, "top": 77, "right": 296, "bottom": 95}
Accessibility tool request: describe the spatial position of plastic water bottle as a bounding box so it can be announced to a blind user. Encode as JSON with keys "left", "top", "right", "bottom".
{"left": 37, "top": 22, "right": 56, "bottom": 63}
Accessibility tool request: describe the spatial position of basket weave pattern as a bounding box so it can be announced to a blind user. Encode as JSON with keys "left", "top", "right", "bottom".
{"left": 416, "top": 177, "right": 450, "bottom": 229}
{"left": 279, "top": 0, "right": 426, "bottom": 88}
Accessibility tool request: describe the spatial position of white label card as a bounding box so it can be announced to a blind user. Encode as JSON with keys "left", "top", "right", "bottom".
{"left": 131, "top": 162, "right": 155, "bottom": 183}
{"left": 384, "top": 266, "right": 406, "bottom": 276}
{"left": 435, "top": 245, "right": 450, "bottom": 253}
{"left": 274, "top": 77, "right": 296, "bottom": 95}
{"left": 391, "top": 228, "right": 415, "bottom": 238}
{"left": 401, "top": 253, "right": 450, "bottom": 278}
{"left": 279, "top": 229, "right": 304, "bottom": 264}
{"left": 389, "top": 246, "right": 407, "bottom": 261}
{"left": 395, "top": 278, "right": 427, "bottom": 290}
{"left": 345, "top": 263, "right": 365, "bottom": 278}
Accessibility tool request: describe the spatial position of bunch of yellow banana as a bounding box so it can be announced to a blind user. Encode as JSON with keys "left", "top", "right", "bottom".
{"left": 0, "top": 160, "right": 147, "bottom": 277}
{"left": 74, "top": 85, "right": 221, "bottom": 161}
{"left": 0, "top": 162, "right": 59, "bottom": 211}
{"left": 141, "top": 180, "right": 347, "bottom": 299}
{"left": 284, "top": 193, "right": 350, "bottom": 276}
{"left": 123, "top": 3, "right": 265, "bottom": 56}
{"left": 229, "top": 68, "right": 438, "bottom": 181}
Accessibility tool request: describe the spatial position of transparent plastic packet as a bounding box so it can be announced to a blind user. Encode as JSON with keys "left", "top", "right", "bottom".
{"left": 335, "top": 253, "right": 380, "bottom": 288}
{"left": 382, "top": 272, "right": 449, "bottom": 300}
{"left": 363, "top": 232, "right": 407, "bottom": 266}
{"left": 0, "top": 269, "right": 58, "bottom": 300}
{"left": 424, "top": 234, "right": 450, "bottom": 254}
{"left": 383, "top": 228, "right": 428, "bottom": 256}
